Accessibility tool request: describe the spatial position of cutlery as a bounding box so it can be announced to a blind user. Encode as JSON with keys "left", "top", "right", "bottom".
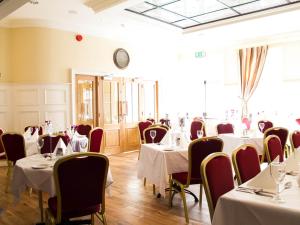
{"left": 236, "top": 187, "right": 275, "bottom": 197}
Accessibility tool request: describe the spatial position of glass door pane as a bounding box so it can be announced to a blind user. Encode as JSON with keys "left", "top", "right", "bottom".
{"left": 103, "top": 80, "right": 119, "bottom": 124}
{"left": 125, "top": 82, "right": 139, "bottom": 123}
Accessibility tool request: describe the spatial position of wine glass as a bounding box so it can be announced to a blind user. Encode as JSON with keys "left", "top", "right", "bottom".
{"left": 150, "top": 130, "right": 157, "bottom": 144}
{"left": 270, "top": 161, "right": 286, "bottom": 202}
{"left": 36, "top": 138, "right": 44, "bottom": 154}
{"left": 197, "top": 130, "right": 203, "bottom": 139}
{"left": 259, "top": 122, "right": 265, "bottom": 132}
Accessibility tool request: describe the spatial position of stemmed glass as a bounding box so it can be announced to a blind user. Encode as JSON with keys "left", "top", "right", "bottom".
{"left": 270, "top": 161, "right": 286, "bottom": 203}
{"left": 259, "top": 122, "right": 265, "bottom": 132}
{"left": 36, "top": 138, "right": 44, "bottom": 154}
{"left": 197, "top": 130, "right": 203, "bottom": 139}
{"left": 150, "top": 130, "right": 157, "bottom": 144}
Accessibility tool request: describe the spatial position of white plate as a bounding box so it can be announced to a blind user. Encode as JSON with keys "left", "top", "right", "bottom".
{"left": 32, "top": 163, "right": 49, "bottom": 169}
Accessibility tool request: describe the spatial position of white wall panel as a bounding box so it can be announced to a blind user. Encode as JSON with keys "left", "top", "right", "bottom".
{"left": 15, "top": 89, "right": 39, "bottom": 106}
{"left": 45, "top": 110, "right": 67, "bottom": 132}
{"left": 44, "top": 89, "right": 67, "bottom": 105}
{"left": 17, "top": 111, "right": 40, "bottom": 132}
{"left": 0, "top": 89, "right": 8, "bottom": 106}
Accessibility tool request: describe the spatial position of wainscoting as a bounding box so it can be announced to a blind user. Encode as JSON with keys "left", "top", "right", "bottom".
{"left": 0, "top": 83, "right": 71, "bottom": 133}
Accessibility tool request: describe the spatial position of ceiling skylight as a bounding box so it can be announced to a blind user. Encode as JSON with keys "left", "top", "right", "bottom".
{"left": 126, "top": 0, "right": 300, "bottom": 29}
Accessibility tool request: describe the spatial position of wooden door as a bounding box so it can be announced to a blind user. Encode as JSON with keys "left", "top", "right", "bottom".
{"left": 98, "top": 77, "right": 124, "bottom": 154}
{"left": 75, "top": 75, "right": 98, "bottom": 127}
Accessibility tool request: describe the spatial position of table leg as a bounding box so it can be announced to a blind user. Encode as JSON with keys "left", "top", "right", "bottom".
{"left": 38, "top": 191, "right": 44, "bottom": 223}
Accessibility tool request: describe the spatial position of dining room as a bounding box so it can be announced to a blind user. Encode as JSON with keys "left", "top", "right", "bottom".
{"left": 1, "top": 0, "right": 300, "bottom": 225}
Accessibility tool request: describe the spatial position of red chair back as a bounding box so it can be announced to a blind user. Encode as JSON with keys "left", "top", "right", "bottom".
{"left": 232, "top": 145, "right": 261, "bottom": 185}
{"left": 159, "top": 118, "right": 171, "bottom": 127}
{"left": 143, "top": 126, "right": 168, "bottom": 144}
{"left": 242, "top": 117, "right": 251, "bottom": 130}
{"left": 138, "top": 121, "right": 152, "bottom": 143}
{"left": 0, "top": 128, "right": 5, "bottom": 159}
{"left": 39, "top": 134, "right": 69, "bottom": 154}
{"left": 201, "top": 152, "right": 234, "bottom": 221}
{"left": 88, "top": 127, "right": 103, "bottom": 153}
{"left": 76, "top": 124, "right": 92, "bottom": 138}
{"left": 50, "top": 153, "right": 108, "bottom": 222}
{"left": 188, "top": 137, "right": 223, "bottom": 182}
{"left": 190, "top": 120, "right": 206, "bottom": 140}
{"left": 0, "top": 128, "right": 3, "bottom": 136}
{"left": 264, "top": 127, "right": 288, "bottom": 150}
{"left": 258, "top": 120, "right": 273, "bottom": 133}
{"left": 265, "top": 135, "right": 284, "bottom": 163}
{"left": 217, "top": 123, "right": 234, "bottom": 134}
{"left": 290, "top": 130, "right": 300, "bottom": 151}
{"left": 146, "top": 118, "right": 155, "bottom": 124}
{"left": 25, "top": 126, "right": 43, "bottom": 135}
{"left": 296, "top": 118, "right": 300, "bottom": 125}
{"left": 0, "top": 133, "right": 26, "bottom": 164}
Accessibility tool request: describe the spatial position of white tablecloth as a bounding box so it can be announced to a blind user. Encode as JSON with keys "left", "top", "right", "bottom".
{"left": 212, "top": 175, "right": 300, "bottom": 225}
{"left": 137, "top": 144, "right": 188, "bottom": 197}
{"left": 11, "top": 154, "right": 113, "bottom": 200}
{"left": 218, "top": 134, "right": 264, "bottom": 156}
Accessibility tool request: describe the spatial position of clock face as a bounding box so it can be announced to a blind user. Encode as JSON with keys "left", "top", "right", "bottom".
{"left": 113, "top": 48, "right": 130, "bottom": 69}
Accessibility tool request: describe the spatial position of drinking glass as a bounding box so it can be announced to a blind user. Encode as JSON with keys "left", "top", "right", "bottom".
{"left": 259, "top": 122, "right": 265, "bottom": 132}
{"left": 150, "top": 130, "right": 157, "bottom": 144}
{"left": 197, "top": 130, "right": 203, "bottom": 138}
{"left": 36, "top": 138, "right": 44, "bottom": 154}
{"left": 270, "top": 161, "right": 286, "bottom": 202}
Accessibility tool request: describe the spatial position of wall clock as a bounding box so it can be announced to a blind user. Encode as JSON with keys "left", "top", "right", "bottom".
{"left": 113, "top": 48, "right": 130, "bottom": 69}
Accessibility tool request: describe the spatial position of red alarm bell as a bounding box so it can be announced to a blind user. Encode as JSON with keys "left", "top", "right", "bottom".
{"left": 75, "top": 34, "right": 83, "bottom": 42}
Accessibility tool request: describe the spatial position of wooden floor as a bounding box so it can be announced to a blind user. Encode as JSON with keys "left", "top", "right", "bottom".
{"left": 0, "top": 151, "right": 211, "bottom": 225}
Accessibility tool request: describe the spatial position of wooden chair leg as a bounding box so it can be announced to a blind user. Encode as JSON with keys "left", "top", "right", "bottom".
{"left": 144, "top": 178, "right": 146, "bottom": 186}
{"left": 199, "top": 184, "right": 203, "bottom": 207}
{"left": 180, "top": 187, "right": 189, "bottom": 224}
{"left": 91, "top": 214, "right": 94, "bottom": 225}
{"left": 152, "top": 184, "right": 156, "bottom": 195}
{"left": 5, "top": 164, "right": 12, "bottom": 193}
{"left": 169, "top": 179, "right": 173, "bottom": 207}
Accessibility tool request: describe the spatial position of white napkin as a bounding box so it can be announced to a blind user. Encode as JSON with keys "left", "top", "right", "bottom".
{"left": 66, "top": 143, "right": 73, "bottom": 155}
{"left": 32, "top": 129, "right": 39, "bottom": 141}
{"left": 245, "top": 156, "right": 279, "bottom": 192}
{"left": 53, "top": 138, "right": 67, "bottom": 155}
{"left": 180, "top": 132, "right": 189, "bottom": 148}
{"left": 160, "top": 131, "right": 171, "bottom": 145}
{"left": 285, "top": 149, "right": 300, "bottom": 172}
{"left": 23, "top": 128, "right": 32, "bottom": 140}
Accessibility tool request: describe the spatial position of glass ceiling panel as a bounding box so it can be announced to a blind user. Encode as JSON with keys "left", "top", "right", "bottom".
{"left": 144, "top": 8, "right": 186, "bottom": 23}
{"left": 193, "top": 8, "right": 238, "bottom": 24}
{"left": 125, "top": 0, "right": 300, "bottom": 29}
{"left": 128, "top": 2, "right": 156, "bottom": 13}
{"left": 162, "top": 0, "right": 226, "bottom": 17}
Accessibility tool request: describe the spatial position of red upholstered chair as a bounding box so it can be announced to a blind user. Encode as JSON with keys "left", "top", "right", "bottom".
{"left": 150, "top": 123, "right": 170, "bottom": 131}
{"left": 39, "top": 134, "right": 69, "bottom": 154}
{"left": 24, "top": 126, "right": 43, "bottom": 135}
{"left": 143, "top": 126, "right": 168, "bottom": 144}
{"left": 217, "top": 123, "right": 234, "bottom": 134}
{"left": 263, "top": 127, "right": 289, "bottom": 159}
{"left": 0, "top": 132, "right": 26, "bottom": 191}
{"left": 242, "top": 117, "right": 251, "bottom": 130}
{"left": 146, "top": 118, "right": 155, "bottom": 124}
{"left": 138, "top": 121, "right": 152, "bottom": 144}
{"left": 76, "top": 124, "right": 92, "bottom": 138}
{"left": 159, "top": 118, "right": 171, "bottom": 127}
{"left": 264, "top": 135, "right": 284, "bottom": 163}
{"left": 46, "top": 152, "right": 109, "bottom": 225}
{"left": 88, "top": 127, "right": 103, "bottom": 153}
{"left": 0, "top": 128, "right": 3, "bottom": 136}
{"left": 0, "top": 128, "right": 5, "bottom": 160}
{"left": 258, "top": 120, "right": 273, "bottom": 133}
{"left": 190, "top": 120, "right": 206, "bottom": 140}
{"left": 169, "top": 137, "right": 223, "bottom": 223}
{"left": 290, "top": 130, "right": 300, "bottom": 152}
{"left": 200, "top": 152, "right": 234, "bottom": 221}
{"left": 296, "top": 118, "right": 300, "bottom": 126}
{"left": 232, "top": 144, "right": 261, "bottom": 185}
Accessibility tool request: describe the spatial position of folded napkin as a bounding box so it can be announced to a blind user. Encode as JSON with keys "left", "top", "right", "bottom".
{"left": 23, "top": 128, "right": 32, "bottom": 140}
{"left": 245, "top": 156, "right": 279, "bottom": 192}
{"left": 66, "top": 143, "right": 73, "bottom": 155}
{"left": 160, "top": 131, "right": 171, "bottom": 145}
{"left": 32, "top": 129, "right": 39, "bottom": 141}
{"left": 285, "top": 149, "right": 300, "bottom": 172}
{"left": 180, "top": 132, "right": 189, "bottom": 149}
{"left": 53, "top": 138, "right": 67, "bottom": 156}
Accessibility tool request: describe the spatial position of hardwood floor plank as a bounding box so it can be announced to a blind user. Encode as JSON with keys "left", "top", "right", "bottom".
{"left": 0, "top": 152, "right": 211, "bottom": 225}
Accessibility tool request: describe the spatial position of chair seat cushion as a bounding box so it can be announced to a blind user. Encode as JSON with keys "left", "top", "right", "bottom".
{"left": 48, "top": 196, "right": 101, "bottom": 219}
{"left": 172, "top": 172, "right": 202, "bottom": 185}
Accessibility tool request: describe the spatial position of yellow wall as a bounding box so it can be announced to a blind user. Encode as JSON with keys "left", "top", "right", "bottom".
{"left": 0, "top": 28, "right": 11, "bottom": 82}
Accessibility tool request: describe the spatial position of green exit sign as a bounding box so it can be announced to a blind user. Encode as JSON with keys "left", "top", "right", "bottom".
{"left": 195, "top": 51, "right": 206, "bottom": 58}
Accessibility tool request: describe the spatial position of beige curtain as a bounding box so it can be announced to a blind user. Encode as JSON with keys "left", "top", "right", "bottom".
{"left": 239, "top": 46, "right": 268, "bottom": 117}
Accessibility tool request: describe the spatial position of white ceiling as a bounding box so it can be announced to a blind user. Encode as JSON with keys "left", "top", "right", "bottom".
{"left": 1, "top": 0, "right": 300, "bottom": 48}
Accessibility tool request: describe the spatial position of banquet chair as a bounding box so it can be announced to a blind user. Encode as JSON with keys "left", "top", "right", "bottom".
{"left": 0, "top": 132, "right": 26, "bottom": 192}
{"left": 143, "top": 126, "right": 168, "bottom": 144}
{"left": 159, "top": 118, "right": 171, "bottom": 127}
{"left": 169, "top": 137, "right": 223, "bottom": 223}
{"left": 216, "top": 123, "right": 234, "bottom": 135}
{"left": 150, "top": 123, "right": 170, "bottom": 130}
{"left": 146, "top": 118, "right": 155, "bottom": 124}
{"left": 39, "top": 134, "right": 69, "bottom": 154}
{"left": 76, "top": 124, "right": 92, "bottom": 138}
{"left": 0, "top": 128, "right": 3, "bottom": 135}
{"left": 200, "top": 152, "right": 234, "bottom": 221}
{"left": 296, "top": 118, "right": 300, "bottom": 126}
{"left": 138, "top": 121, "right": 152, "bottom": 144}
{"left": 46, "top": 152, "right": 109, "bottom": 225}
{"left": 88, "top": 127, "right": 103, "bottom": 153}
{"left": 290, "top": 130, "right": 300, "bottom": 152}
{"left": 190, "top": 120, "right": 206, "bottom": 140}
{"left": 241, "top": 117, "right": 251, "bottom": 130}
{"left": 263, "top": 127, "right": 289, "bottom": 159}
{"left": 0, "top": 128, "right": 5, "bottom": 160}
{"left": 24, "top": 125, "right": 43, "bottom": 135}
{"left": 264, "top": 135, "right": 284, "bottom": 163}
{"left": 258, "top": 120, "right": 273, "bottom": 133}
{"left": 232, "top": 144, "right": 261, "bottom": 185}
